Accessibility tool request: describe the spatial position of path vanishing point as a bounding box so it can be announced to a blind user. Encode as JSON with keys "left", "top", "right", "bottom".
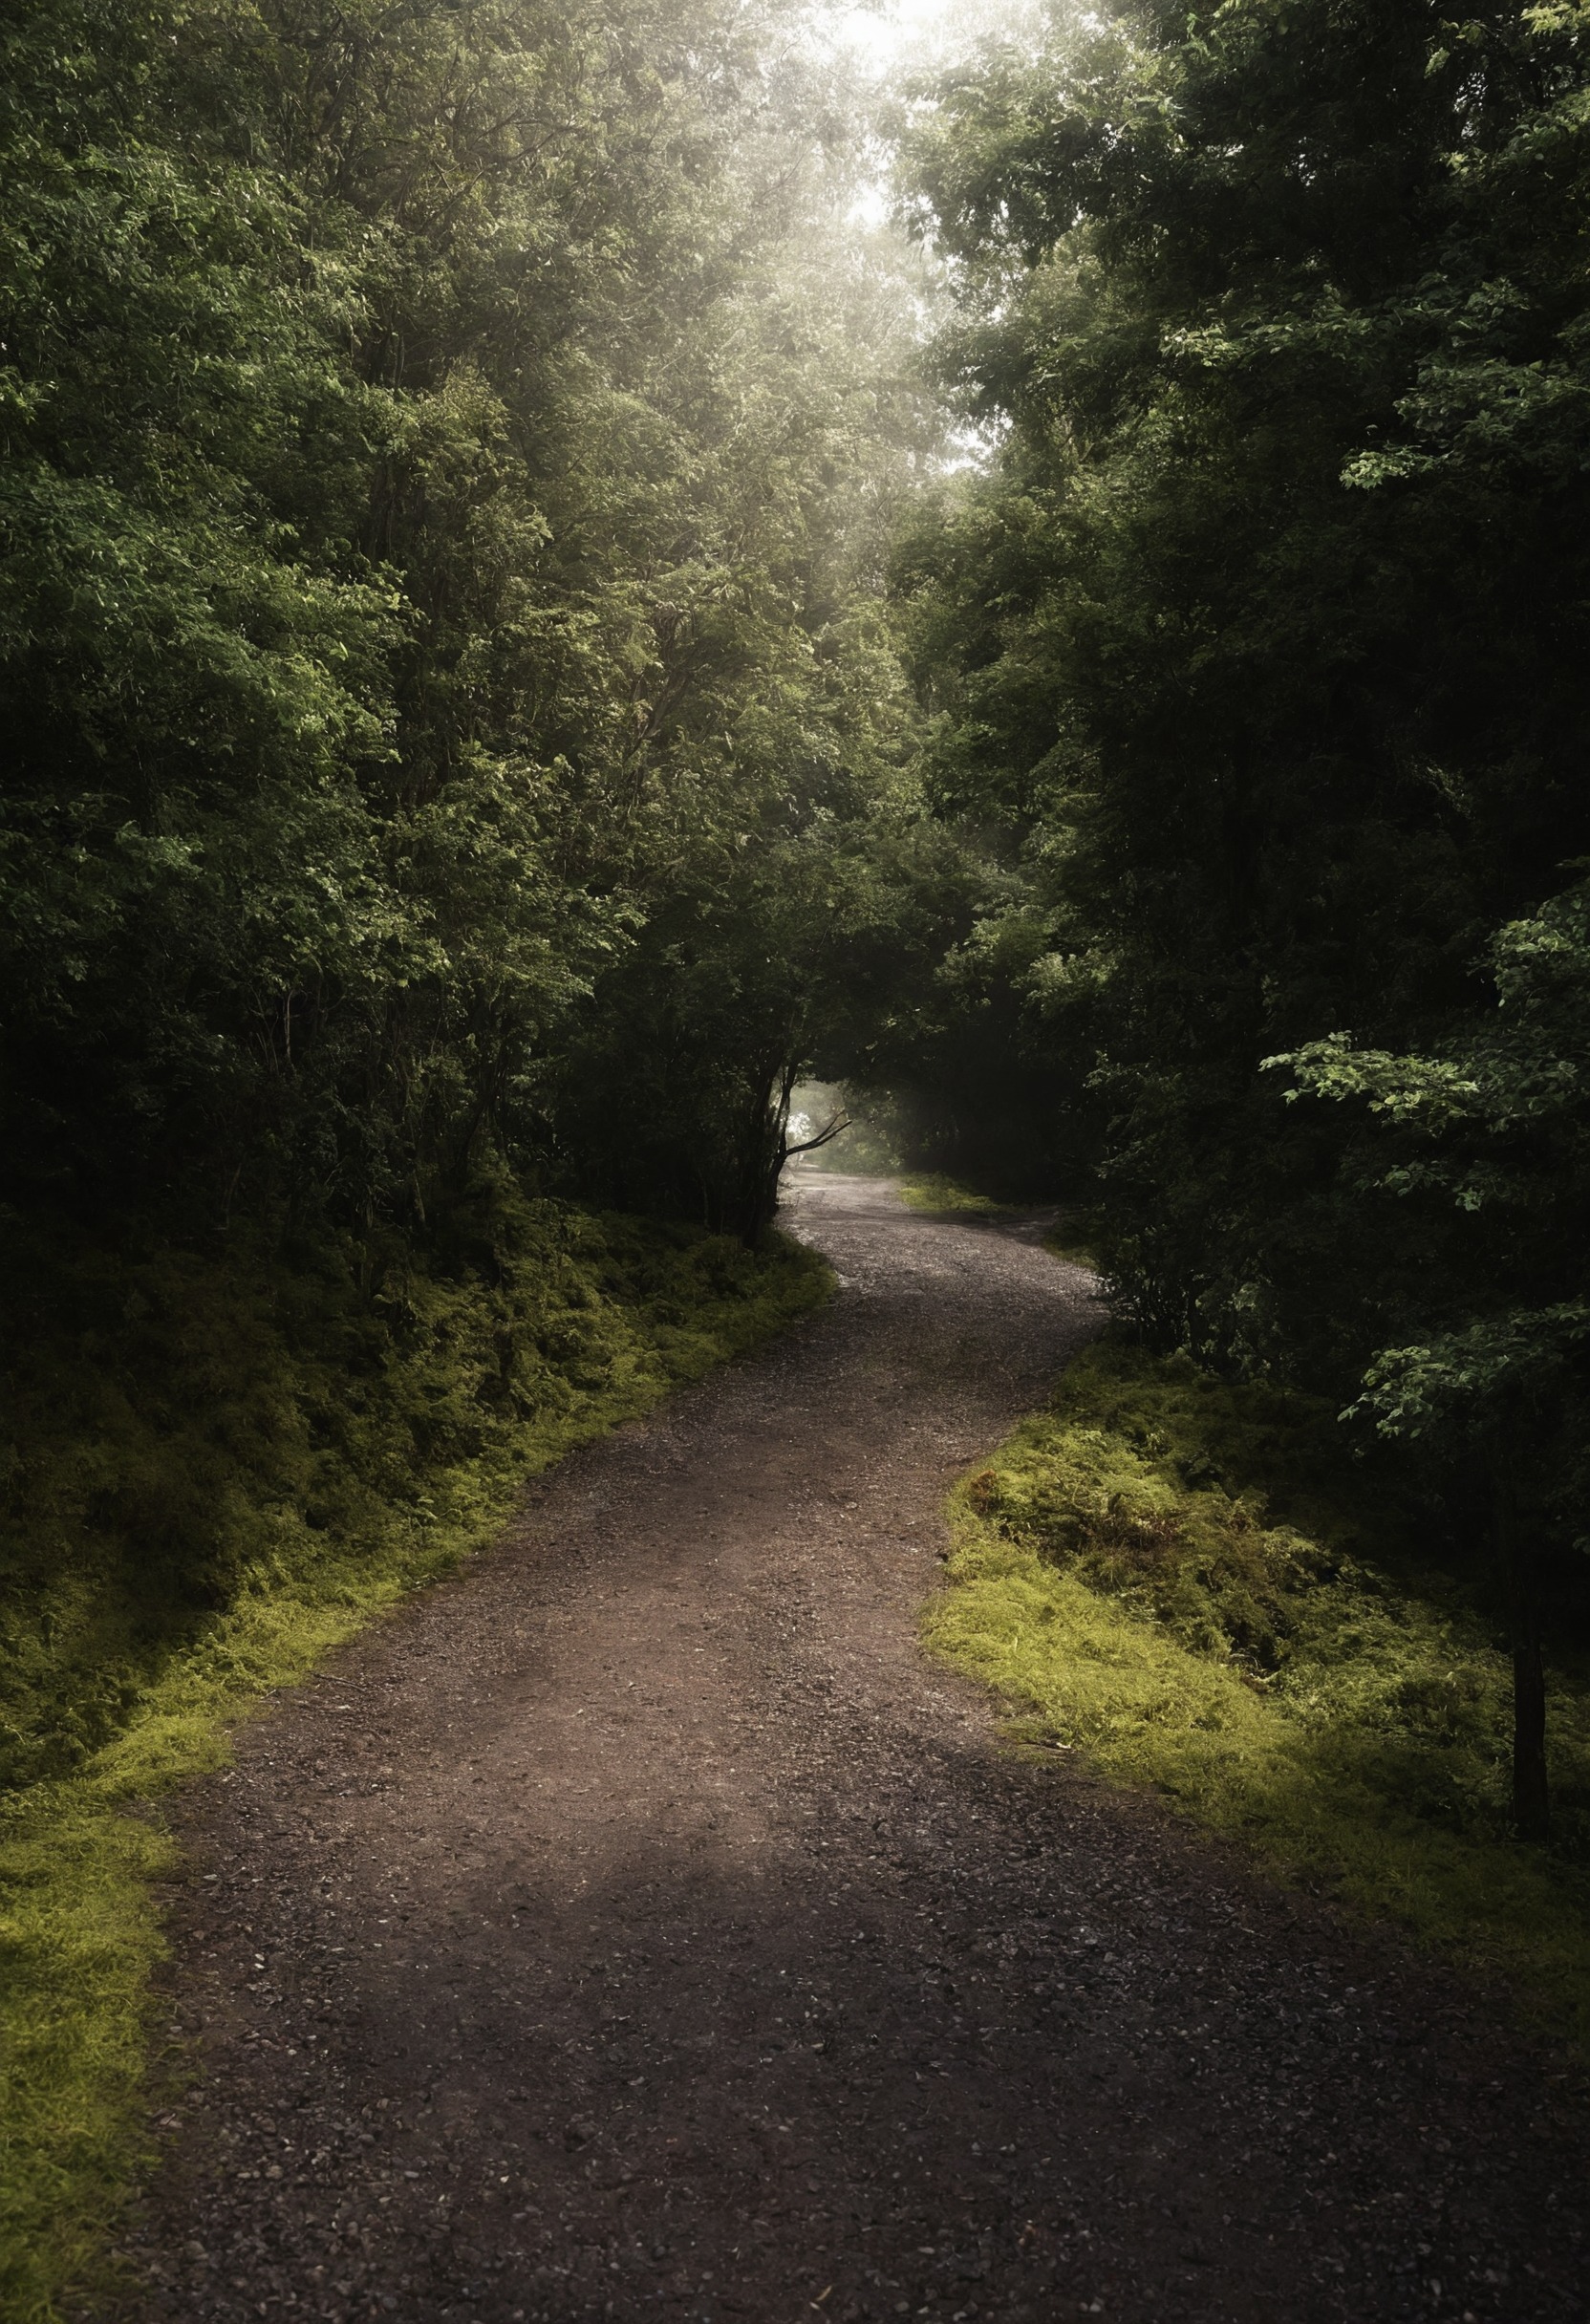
{"left": 120, "top": 1177, "right": 1587, "bottom": 2323}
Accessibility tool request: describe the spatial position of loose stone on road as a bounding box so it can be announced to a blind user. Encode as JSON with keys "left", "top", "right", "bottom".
{"left": 123, "top": 1177, "right": 1585, "bottom": 2322}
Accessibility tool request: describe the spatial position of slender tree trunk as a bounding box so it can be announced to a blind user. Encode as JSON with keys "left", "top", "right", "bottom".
{"left": 736, "top": 1062, "right": 791, "bottom": 1247}
{"left": 1497, "top": 1465, "right": 1550, "bottom": 1841}
{"left": 733, "top": 1059, "right": 806, "bottom": 1247}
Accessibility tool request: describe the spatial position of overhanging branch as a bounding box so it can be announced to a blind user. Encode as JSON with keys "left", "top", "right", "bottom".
{"left": 784, "top": 1111, "right": 850, "bottom": 1159}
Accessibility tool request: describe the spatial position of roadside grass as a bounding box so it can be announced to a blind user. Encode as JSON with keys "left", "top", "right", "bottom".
{"left": 925, "top": 1338, "right": 1590, "bottom": 2047}
{"left": 897, "top": 1174, "right": 1021, "bottom": 1216}
{"left": 1042, "top": 1214, "right": 1103, "bottom": 1270}
{"left": 0, "top": 1190, "right": 830, "bottom": 2323}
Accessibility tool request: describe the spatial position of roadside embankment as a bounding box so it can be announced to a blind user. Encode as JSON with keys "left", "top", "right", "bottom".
{"left": 0, "top": 1190, "right": 829, "bottom": 2322}
{"left": 927, "top": 1336, "right": 1590, "bottom": 2047}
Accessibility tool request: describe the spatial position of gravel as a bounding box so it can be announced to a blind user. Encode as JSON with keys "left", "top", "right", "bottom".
{"left": 113, "top": 1176, "right": 1587, "bottom": 2323}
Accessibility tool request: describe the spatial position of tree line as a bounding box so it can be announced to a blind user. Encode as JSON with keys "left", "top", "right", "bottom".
{"left": 892, "top": 0, "right": 1590, "bottom": 1837}
{"left": 2, "top": 0, "right": 975, "bottom": 1246}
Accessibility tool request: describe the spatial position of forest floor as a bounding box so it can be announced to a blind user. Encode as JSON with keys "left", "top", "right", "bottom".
{"left": 112, "top": 1178, "right": 1586, "bottom": 2324}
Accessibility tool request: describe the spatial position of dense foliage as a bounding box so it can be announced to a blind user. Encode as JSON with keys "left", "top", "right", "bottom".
{"left": 1, "top": 0, "right": 957, "bottom": 1241}
{"left": 895, "top": 0, "right": 1590, "bottom": 1829}
{"left": 9, "top": 0, "right": 1589, "bottom": 1834}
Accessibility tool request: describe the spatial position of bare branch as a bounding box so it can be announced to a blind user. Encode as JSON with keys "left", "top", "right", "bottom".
{"left": 784, "top": 1111, "right": 850, "bottom": 1159}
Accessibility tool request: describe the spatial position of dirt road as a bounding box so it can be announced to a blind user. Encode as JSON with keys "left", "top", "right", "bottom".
{"left": 122, "top": 1177, "right": 1585, "bottom": 2324}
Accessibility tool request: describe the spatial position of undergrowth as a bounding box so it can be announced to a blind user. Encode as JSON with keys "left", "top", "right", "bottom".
{"left": 926, "top": 1338, "right": 1590, "bottom": 2047}
{"left": 0, "top": 1188, "right": 830, "bottom": 2322}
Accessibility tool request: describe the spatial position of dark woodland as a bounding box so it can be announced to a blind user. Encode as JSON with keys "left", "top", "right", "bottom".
{"left": 5, "top": 4, "right": 1590, "bottom": 2314}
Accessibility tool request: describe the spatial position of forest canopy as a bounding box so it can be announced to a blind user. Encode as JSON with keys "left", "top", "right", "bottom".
{"left": 1, "top": 0, "right": 969, "bottom": 1242}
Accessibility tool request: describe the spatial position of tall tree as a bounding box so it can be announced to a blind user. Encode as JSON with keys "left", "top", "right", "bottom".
{"left": 896, "top": 0, "right": 1590, "bottom": 1824}
{"left": 1, "top": 0, "right": 949, "bottom": 1239}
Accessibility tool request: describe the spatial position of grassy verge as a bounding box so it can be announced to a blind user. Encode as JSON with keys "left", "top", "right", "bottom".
{"left": 0, "top": 1189, "right": 830, "bottom": 2322}
{"left": 925, "top": 1338, "right": 1590, "bottom": 2046}
{"left": 897, "top": 1173, "right": 1021, "bottom": 1216}
{"left": 1042, "top": 1217, "right": 1102, "bottom": 1270}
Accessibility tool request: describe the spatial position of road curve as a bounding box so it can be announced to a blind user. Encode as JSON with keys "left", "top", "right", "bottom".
{"left": 121, "top": 1176, "right": 1585, "bottom": 2324}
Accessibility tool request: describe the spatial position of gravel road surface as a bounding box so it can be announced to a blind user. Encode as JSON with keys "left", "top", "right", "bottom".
{"left": 118, "top": 1176, "right": 1586, "bottom": 2324}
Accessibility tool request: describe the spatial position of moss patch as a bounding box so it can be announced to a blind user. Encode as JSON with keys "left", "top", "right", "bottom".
{"left": 1042, "top": 1217, "right": 1101, "bottom": 1270}
{"left": 0, "top": 1191, "right": 830, "bottom": 2322}
{"left": 897, "top": 1174, "right": 1020, "bottom": 1216}
{"left": 925, "top": 1338, "right": 1590, "bottom": 2046}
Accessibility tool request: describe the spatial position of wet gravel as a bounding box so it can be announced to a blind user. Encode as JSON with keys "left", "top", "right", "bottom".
{"left": 115, "top": 1176, "right": 1587, "bottom": 2323}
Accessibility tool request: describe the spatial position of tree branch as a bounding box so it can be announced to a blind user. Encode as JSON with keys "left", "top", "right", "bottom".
{"left": 784, "top": 1111, "right": 850, "bottom": 1159}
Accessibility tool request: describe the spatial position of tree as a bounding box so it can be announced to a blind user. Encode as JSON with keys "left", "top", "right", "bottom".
{"left": 0, "top": 0, "right": 950, "bottom": 1240}
{"left": 894, "top": 0, "right": 1590, "bottom": 1826}
{"left": 1277, "top": 875, "right": 1590, "bottom": 1836}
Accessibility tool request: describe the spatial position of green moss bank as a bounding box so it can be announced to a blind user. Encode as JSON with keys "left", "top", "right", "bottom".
{"left": 0, "top": 1192, "right": 830, "bottom": 2322}
{"left": 926, "top": 1339, "right": 1590, "bottom": 2047}
{"left": 897, "top": 1174, "right": 1019, "bottom": 1216}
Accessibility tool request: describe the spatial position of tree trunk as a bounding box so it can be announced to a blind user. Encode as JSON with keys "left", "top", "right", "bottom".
{"left": 727, "top": 1061, "right": 791, "bottom": 1247}
{"left": 1497, "top": 1465, "right": 1550, "bottom": 1841}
